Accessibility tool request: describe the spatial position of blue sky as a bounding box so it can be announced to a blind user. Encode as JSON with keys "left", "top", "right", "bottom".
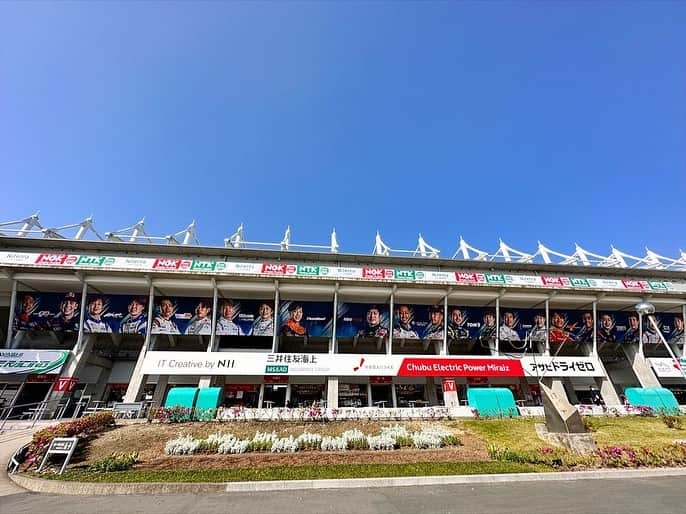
{"left": 1, "top": 2, "right": 684, "bottom": 259}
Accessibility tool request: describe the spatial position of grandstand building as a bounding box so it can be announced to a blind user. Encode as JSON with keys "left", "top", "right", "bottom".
{"left": 0, "top": 215, "right": 684, "bottom": 414}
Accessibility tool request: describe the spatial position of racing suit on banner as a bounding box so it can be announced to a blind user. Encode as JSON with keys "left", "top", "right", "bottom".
{"left": 152, "top": 316, "right": 180, "bottom": 335}
{"left": 120, "top": 313, "right": 147, "bottom": 335}
{"left": 216, "top": 317, "right": 244, "bottom": 336}
{"left": 357, "top": 324, "right": 388, "bottom": 338}
{"left": 249, "top": 318, "right": 274, "bottom": 337}
{"left": 423, "top": 324, "right": 444, "bottom": 340}
{"left": 393, "top": 323, "right": 420, "bottom": 339}
{"left": 83, "top": 315, "right": 112, "bottom": 333}
{"left": 185, "top": 317, "right": 212, "bottom": 335}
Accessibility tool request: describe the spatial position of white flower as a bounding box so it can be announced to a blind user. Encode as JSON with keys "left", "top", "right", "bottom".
{"left": 321, "top": 436, "right": 348, "bottom": 451}
{"left": 271, "top": 436, "right": 298, "bottom": 453}
{"left": 164, "top": 434, "right": 201, "bottom": 455}
{"left": 367, "top": 434, "right": 396, "bottom": 451}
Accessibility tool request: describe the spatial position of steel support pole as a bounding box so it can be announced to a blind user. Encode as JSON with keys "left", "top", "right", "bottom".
{"left": 5, "top": 278, "right": 17, "bottom": 348}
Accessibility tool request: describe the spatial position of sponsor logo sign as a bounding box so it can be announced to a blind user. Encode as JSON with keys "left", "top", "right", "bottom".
{"left": 0, "top": 350, "right": 69, "bottom": 375}
{"left": 265, "top": 365, "right": 288, "bottom": 374}
{"left": 569, "top": 277, "right": 591, "bottom": 288}
{"left": 152, "top": 258, "right": 191, "bottom": 271}
{"left": 455, "top": 272, "right": 484, "bottom": 283}
{"left": 521, "top": 357, "right": 603, "bottom": 377}
{"left": 484, "top": 273, "right": 507, "bottom": 285}
{"left": 648, "top": 281, "right": 668, "bottom": 291}
{"left": 35, "top": 254, "right": 77, "bottom": 266}
{"left": 190, "top": 260, "right": 217, "bottom": 272}
{"left": 398, "top": 358, "right": 524, "bottom": 377}
{"left": 261, "top": 263, "right": 297, "bottom": 275}
{"left": 648, "top": 358, "right": 684, "bottom": 378}
{"left": 541, "top": 276, "right": 569, "bottom": 287}
{"left": 1, "top": 252, "right": 33, "bottom": 263}
{"left": 393, "top": 269, "right": 417, "bottom": 280}
{"left": 75, "top": 255, "right": 115, "bottom": 267}
{"left": 362, "top": 268, "right": 393, "bottom": 279}
{"left": 54, "top": 377, "right": 79, "bottom": 393}
{"left": 296, "top": 265, "right": 320, "bottom": 276}
{"left": 621, "top": 279, "right": 649, "bottom": 290}
{"left": 442, "top": 379, "right": 456, "bottom": 392}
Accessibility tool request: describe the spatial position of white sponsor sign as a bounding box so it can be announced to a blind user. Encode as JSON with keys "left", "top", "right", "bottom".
{"left": 648, "top": 358, "right": 685, "bottom": 378}
{"left": 0, "top": 251, "right": 683, "bottom": 294}
{"left": 142, "top": 351, "right": 603, "bottom": 378}
{"left": 520, "top": 356, "right": 604, "bottom": 377}
{"left": 0, "top": 350, "right": 69, "bottom": 375}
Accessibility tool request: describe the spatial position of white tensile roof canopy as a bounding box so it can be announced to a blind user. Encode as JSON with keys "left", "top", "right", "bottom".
{"left": 1, "top": 212, "right": 684, "bottom": 271}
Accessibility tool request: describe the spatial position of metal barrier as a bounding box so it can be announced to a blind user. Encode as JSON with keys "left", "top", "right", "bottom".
{"left": 0, "top": 397, "right": 86, "bottom": 432}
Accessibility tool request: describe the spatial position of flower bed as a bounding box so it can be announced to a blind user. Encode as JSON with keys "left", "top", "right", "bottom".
{"left": 163, "top": 424, "right": 461, "bottom": 455}
{"left": 26, "top": 412, "right": 115, "bottom": 469}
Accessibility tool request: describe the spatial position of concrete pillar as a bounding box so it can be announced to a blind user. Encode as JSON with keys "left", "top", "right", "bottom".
{"left": 390, "top": 382, "right": 397, "bottom": 408}
{"left": 198, "top": 376, "right": 212, "bottom": 389}
{"left": 45, "top": 334, "right": 96, "bottom": 405}
{"left": 123, "top": 282, "right": 156, "bottom": 403}
{"left": 123, "top": 341, "right": 149, "bottom": 403}
{"left": 425, "top": 377, "right": 438, "bottom": 405}
{"left": 367, "top": 383, "right": 373, "bottom": 407}
{"left": 326, "top": 377, "right": 338, "bottom": 408}
{"left": 593, "top": 358, "right": 622, "bottom": 406}
{"left": 621, "top": 343, "right": 661, "bottom": 387}
{"left": 257, "top": 383, "right": 265, "bottom": 408}
{"left": 562, "top": 378, "right": 579, "bottom": 404}
{"left": 152, "top": 375, "right": 169, "bottom": 406}
{"left": 285, "top": 384, "right": 292, "bottom": 406}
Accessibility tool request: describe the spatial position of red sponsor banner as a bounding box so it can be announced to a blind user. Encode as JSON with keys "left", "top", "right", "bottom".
{"left": 398, "top": 358, "right": 524, "bottom": 377}
{"left": 454, "top": 272, "right": 485, "bottom": 284}
{"left": 442, "top": 379, "right": 456, "bottom": 392}
{"left": 263, "top": 375, "right": 289, "bottom": 384}
{"left": 26, "top": 374, "right": 57, "bottom": 383}
{"left": 261, "top": 263, "right": 297, "bottom": 275}
{"left": 362, "top": 268, "right": 393, "bottom": 279}
{"left": 621, "top": 279, "right": 649, "bottom": 290}
{"left": 53, "top": 377, "right": 79, "bottom": 392}
{"left": 152, "top": 258, "right": 191, "bottom": 271}
{"left": 369, "top": 376, "right": 392, "bottom": 384}
{"left": 35, "top": 254, "right": 77, "bottom": 266}
{"left": 541, "top": 276, "right": 569, "bottom": 287}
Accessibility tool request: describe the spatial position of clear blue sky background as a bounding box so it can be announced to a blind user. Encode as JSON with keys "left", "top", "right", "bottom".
{"left": 1, "top": 2, "right": 684, "bottom": 259}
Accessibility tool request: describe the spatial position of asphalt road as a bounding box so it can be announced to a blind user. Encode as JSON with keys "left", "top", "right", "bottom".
{"left": 2, "top": 476, "right": 683, "bottom": 514}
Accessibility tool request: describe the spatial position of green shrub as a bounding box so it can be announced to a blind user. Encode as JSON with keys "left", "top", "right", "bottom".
{"left": 660, "top": 414, "right": 683, "bottom": 430}
{"left": 394, "top": 435, "right": 414, "bottom": 448}
{"left": 442, "top": 435, "right": 463, "bottom": 447}
{"left": 346, "top": 437, "right": 369, "bottom": 450}
{"left": 27, "top": 412, "right": 115, "bottom": 469}
{"left": 89, "top": 452, "right": 138, "bottom": 472}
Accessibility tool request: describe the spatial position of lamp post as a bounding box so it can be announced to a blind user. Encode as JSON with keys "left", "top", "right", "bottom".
{"left": 634, "top": 302, "right": 686, "bottom": 380}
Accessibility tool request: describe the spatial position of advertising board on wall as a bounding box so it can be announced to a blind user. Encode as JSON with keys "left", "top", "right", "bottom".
{"left": 0, "top": 350, "right": 69, "bottom": 375}
{"left": 13, "top": 291, "right": 81, "bottom": 332}
{"left": 142, "top": 352, "right": 603, "bottom": 378}
{"left": 215, "top": 299, "right": 275, "bottom": 337}
{"left": 2, "top": 251, "right": 684, "bottom": 294}
{"left": 83, "top": 294, "right": 148, "bottom": 335}
{"left": 336, "top": 303, "right": 389, "bottom": 339}
{"left": 278, "top": 301, "right": 333, "bottom": 338}
{"left": 392, "top": 303, "right": 444, "bottom": 340}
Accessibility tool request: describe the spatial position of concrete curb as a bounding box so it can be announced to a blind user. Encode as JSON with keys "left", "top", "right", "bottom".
{"left": 9, "top": 467, "right": 686, "bottom": 495}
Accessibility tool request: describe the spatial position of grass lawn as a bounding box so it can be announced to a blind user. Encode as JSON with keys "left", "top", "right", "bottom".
{"left": 461, "top": 415, "right": 686, "bottom": 450}
{"left": 38, "top": 461, "right": 551, "bottom": 483}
